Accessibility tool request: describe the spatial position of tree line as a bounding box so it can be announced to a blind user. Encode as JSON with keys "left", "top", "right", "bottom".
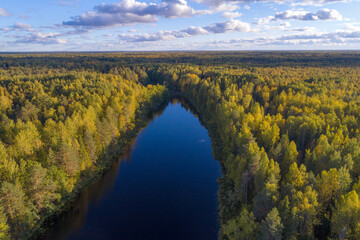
{"left": 0, "top": 67, "right": 167, "bottom": 239}
{"left": 149, "top": 62, "right": 360, "bottom": 239}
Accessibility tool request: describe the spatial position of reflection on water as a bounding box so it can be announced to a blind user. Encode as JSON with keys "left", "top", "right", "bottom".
{"left": 45, "top": 96, "right": 220, "bottom": 240}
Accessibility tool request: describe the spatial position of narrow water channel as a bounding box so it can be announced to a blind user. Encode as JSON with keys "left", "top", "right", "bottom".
{"left": 46, "top": 97, "right": 221, "bottom": 240}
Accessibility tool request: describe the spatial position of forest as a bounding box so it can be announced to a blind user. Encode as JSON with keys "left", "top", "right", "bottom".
{"left": 1, "top": 51, "right": 360, "bottom": 239}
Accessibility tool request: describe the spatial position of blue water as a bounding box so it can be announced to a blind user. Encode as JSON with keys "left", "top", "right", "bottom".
{"left": 46, "top": 98, "right": 221, "bottom": 240}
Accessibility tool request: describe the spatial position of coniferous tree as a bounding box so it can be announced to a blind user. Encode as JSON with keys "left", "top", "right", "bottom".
{"left": 259, "top": 207, "right": 283, "bottom": 240}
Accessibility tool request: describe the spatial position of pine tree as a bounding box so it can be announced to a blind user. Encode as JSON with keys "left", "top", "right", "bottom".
{"left": 27, "top": 163, "right": 59, "bottom": 211}
{"left": 0, "top": 182, "right": 36, "bottom": 232}
{"left": 332, "top": 190, "right": 360, "bottom": 239}
{"left": 259, "top": 207, "right": 283, "bottom": 240}
{"left": 223, "top": 207, "right": 258, "bottom": 240}
{"left": 0, "top": 206, "right": 10, "bottom": 240}
{"left": 282, "top": 141, "right": 298, "bottom": 175}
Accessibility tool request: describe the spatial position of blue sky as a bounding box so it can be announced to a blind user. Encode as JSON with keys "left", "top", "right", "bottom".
{"left": 0, "top": 0, "right": 359, "bottom": 51}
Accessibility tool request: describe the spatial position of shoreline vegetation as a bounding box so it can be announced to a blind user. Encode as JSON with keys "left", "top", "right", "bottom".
{"left": 1, "top": 52, "right": 360, "bottom": 239}
{"left": 29, "top": 90, "right": 170, "bottom": 240}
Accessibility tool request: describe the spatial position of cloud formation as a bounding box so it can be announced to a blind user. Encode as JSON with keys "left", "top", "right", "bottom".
{"left": 257, "top": 8, "right": 342, "bottom": 24}
{"left": 222, "top": 11, "right": 242, "bottom": 18}
{"left": 206, "top": 18, "right": 250, "bottom": 33}
{"left": 63, "top": 0, "right": 194, "bottom": 28}
{"left": 343, "top": 22, "right": 360, "bottom": 31}
{"left": 2, "top": 23, "right": 36, "bottom": 32}
{"left": 208, "top": 30, "right": 360, "bottom": 48}
{"left": 291, "top": 0, "right": 352, "bottom": 6}
{"left": 278, "top": 31, "right": 360, "bottom": 41}
{"left": 194, "top": 0, "right": 352, "bottom": 7}
{"left": 12, "top": 33, "right": 67, "bottom": 45}
{"left": 195, "top": 2, "right": 239, "bottom": 15}
{"left": 1, "top": 0, "right": 357, "bottom": 50}
{"left": 0, "top": 8, "right": 11, "bottom": 16}
{"left": 119, "top": 19, "right": 250, "bottom": 42}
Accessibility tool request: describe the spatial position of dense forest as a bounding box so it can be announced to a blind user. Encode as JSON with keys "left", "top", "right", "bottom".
{"left": 1, "top": 52, "right": 360, "bottom": 239}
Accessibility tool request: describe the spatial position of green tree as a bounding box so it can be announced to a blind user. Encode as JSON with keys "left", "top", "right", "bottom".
{"left": 291, "top": 186, "right": 319, "bottom": 239}
{"left": 254, "top": 174, "right": 279, "bottom": 220}
{"left": 14, "top": 122, "right": 42, "bottom": 156}
{"left": 282, "top": 141, "right": 298, "bottom": 175}
{"left": 223, "top": 207, "right": 258, "bottom": 240}
{"left": 0, "top": 141, "right": 17, "bottom": 182}
{"left": 332, "top": 190, "right": 360, "bottom": 239}
{"left": 83, "top": 129, "right": 97, "bottom": 163}
{"left": 285, "top": 163, "right": 307, "bottom": 190}
{"left": 259, "top": 207, "right": 283, "bottom": 240}
{"left": 247, "top": 142, "right": 261, "bottom": 176}
{"left": 27, "top": 163, "right": 59, "bottom": 211}
{"left": 0, "top": 182, "right": 36, "bottom": 232}
{"left": 0, "top": 207, "right": 10, "bottom": 240}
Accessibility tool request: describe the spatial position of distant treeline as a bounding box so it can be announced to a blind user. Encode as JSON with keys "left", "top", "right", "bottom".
{"left": 1, "top": 51, "right": 360, "bottom": 71}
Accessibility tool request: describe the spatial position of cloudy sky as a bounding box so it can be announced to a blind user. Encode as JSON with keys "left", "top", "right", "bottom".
{"left": 0, "top": 0, "right": 359, "bottom": 51}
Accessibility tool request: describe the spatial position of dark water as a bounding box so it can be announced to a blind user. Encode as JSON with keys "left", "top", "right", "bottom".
{"left": 46, "top": 97, "right": 221, "bottom": 240}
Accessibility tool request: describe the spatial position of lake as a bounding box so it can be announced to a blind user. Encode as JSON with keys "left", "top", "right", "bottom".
{"left": 45, "top": 97, "right": 221, "bottom": 240}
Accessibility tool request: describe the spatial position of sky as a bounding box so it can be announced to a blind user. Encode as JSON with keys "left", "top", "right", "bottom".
{"left": 0, "top": 0, "right": 359, "bottom": 51}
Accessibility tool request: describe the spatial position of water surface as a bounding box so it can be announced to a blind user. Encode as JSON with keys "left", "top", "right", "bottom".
{"left": 46, "top": 97, "right": 221, "bottom": 240}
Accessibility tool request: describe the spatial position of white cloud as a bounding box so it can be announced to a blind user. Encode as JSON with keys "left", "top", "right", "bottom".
{"left": 120, "top": 31, "right": 177, "bottom": 41}
{"left": 194, "top": 0, "right": 353, "bottom": 7}
{"left": 256, "top": 16, "right": 275, "bottom": 25}
{"left": 276, "top": 9, "right": 342, "bottom": 20}
{"left": 291, "top": 0, "right": 352, "bottom": 6}
{"left": 184, "top": 26, "right": 210, "bottom": 35}
{"left": 195, "top": 3, "right": 239, "bottom": 15}
{"left": 342, "top": 23, "right": 360, "bottom": 31}
{"left": 114, "top": 29, "right": 360, "bottom": 49}
{"left": 0, "top": 8, "right": 11, "bottom": 16}
{"left": 119, "top": 19, "right": 250, "bottom": 42}
{"left": 222, "top": 11, "right": 242, "bottom": 18}
{"left": 63, "top": 0, "right": 194, "bottom": 28}
{"left": 255, "top": 23, "right": 314, "bottom": 32}
{"left": 207, "top": 30, "right": 360, "bottom": 48}
{"left": 2, "top": 23, "right": 36, "bottom": 32}
{"left": 12, "top": 32, "right": 67, "bottom": 45}
{"left": 205, "top": 18, "right": 250, "bottom": 33}
{"left": 286, "top": 26, "right": 317, "bottom": 31}
{"left": 281, "top": 21, "right": 291, "bottom": 27}
{"left": 257, "top": 8, "right": 342, "bottom": 24}
{"left": 279, "top": 31, "right": 360, "bottom": 41}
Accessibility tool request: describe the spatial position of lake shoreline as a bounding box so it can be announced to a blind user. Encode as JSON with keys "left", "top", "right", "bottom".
{"left": 28, "top": 90, "right": 170, "bottom": 240}
{"left": 29, "top": 87, "right": 227, "bottom": 240}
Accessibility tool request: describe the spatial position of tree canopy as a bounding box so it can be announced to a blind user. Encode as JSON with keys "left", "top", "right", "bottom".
{"left": 1, "top": 51, "right": 360, "bottom": 239}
